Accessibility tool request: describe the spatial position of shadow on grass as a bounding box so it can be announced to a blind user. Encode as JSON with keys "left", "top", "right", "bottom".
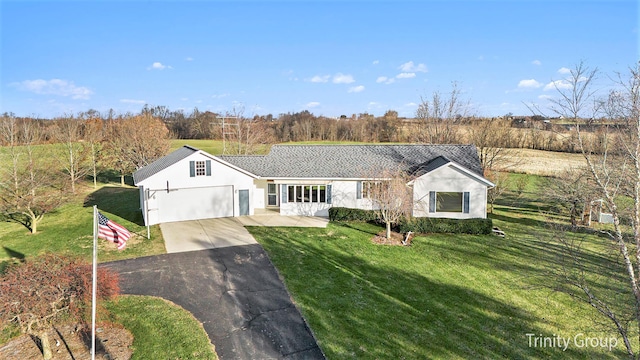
{"left": 490, "top": 211, "right": 548, "bottom": 228}
{"left": 251, "top": 226, "right": 625, "bottom": 359}
{"left": 83, "top": 187, "right": 144, "bottom": 226}
{"left": 0, "top": 247, "right": 25, "bottom": 273}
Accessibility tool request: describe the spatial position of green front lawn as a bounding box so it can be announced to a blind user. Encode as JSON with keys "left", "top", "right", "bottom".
{"left": 0, "top": 183, "right": 165, "bottom": 264}
{"left": 248, "top": 189, "right": 629, "bottom": 359}
{"left": 105, "top": 296, "right": 217, "bottom": 359}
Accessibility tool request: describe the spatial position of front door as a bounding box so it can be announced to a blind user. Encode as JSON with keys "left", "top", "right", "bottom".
{"left": 239, "top": 189, "right": 250, "bottom": 216}
{"left": 267, "top": 183, "right": 278, "bottom": 206}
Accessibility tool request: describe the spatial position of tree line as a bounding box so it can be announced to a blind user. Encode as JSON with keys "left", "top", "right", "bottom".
{"left": 0, "top": 112, "right": 170, "bottom": 233}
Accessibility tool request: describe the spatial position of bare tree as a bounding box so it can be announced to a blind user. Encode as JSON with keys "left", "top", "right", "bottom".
{"left": 0, "top": 116, "right": 63, "bottom": 233}
{"left": 545, "top": 167, "right": 594, "bottom": 227}
{"left": 548, "top": 61, "right": 600, "bottom": 121}
{"left": 103, "top": 114, "right": 170, "bottom": 185}
{"left": 53, "top": 115, "right": 91, "bottom": 193}
{"left": 468, "top": 117, "right": 520, "bottom": 173}
{"left": 547, "top": 62, "right": 640, "bottom": 359}
{"left": 82, "top": 113, "right": 104, "bottom": 189}
{"left": 485, "top": 170, "right": 510, "bottom": 214}
{"left": 414, "top": 82, "right": 469, "bottom": 144}
{"left": 364, "top": 167, "right": 413, "bottom": 240}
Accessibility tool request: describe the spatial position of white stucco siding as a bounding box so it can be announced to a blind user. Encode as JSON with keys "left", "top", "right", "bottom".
{"left": 412, "top": 165, "right": 488, "bottom": 219}
{"left": 137, "top": 152, "right": 255, "bottom": 225}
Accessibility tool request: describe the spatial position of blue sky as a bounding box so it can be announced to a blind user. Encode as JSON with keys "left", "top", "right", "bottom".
{"left": 1, "top": 0, "right": 637, "bottom": 119}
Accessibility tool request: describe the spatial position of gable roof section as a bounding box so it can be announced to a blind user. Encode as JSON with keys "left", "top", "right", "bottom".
{"left": 411, "top": 155, "right": 495, "bottom": 187}
{"left": 133, "top": 145, "right": 198, "bottom": 184}
{"left": 133, "top": 145, "right": 259, "bottom": 185}
{"left": 219, "top": 144, "right": 485, "bottom": 179}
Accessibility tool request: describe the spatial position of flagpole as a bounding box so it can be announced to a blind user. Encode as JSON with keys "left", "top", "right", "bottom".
{"left": 91, "top": 205, "right": 98, "bottom": 360}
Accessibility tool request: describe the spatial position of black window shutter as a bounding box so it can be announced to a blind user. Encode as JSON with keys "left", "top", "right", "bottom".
{"left": 356, "top": 181, "right": 362, "bottom": 199}
{"left": 429, "top": 191, "right": 436, "bottom": 213}
{"left": 189, "top": 161, "right": 195, "bottom": 177}
{"left": 327, "top": 185, "right": 332, "bottom": 204}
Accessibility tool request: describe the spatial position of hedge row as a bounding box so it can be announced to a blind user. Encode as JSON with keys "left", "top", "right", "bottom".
{"left": 328, "top": 207, "right": 493, "bottom": 235}
{"left": 398, "top": 217, "right": 493, "bottom": 235}
{"left": 328, "top": 207, "right": 378, "bottom": 222}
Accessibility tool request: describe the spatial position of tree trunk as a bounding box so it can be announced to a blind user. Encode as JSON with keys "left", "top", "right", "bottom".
{"left": 39, "top": 330, "right": 53, "bottom": 360}
{"left": 120, "top": 174, "right": 125, "bottom": 186}
{"left": 386, "top": 221, "right": 391, "bottom": 240}
{"left": 29, "top": 212, "right": 37, "bottom": 234}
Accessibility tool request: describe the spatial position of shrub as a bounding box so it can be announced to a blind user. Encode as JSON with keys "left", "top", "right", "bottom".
{"left": 0, "top": 253, "right": 119, "bottom": 359}
{"left": 399, "top": 217, "right": 493, "bottom": 235}
{"left": 329, "top": 207, "right": 378, "bottom": 222}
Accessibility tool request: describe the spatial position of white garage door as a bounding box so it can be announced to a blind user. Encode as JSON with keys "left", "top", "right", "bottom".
{"left": 157, "top": 186, "right": 233, "bottom": 223}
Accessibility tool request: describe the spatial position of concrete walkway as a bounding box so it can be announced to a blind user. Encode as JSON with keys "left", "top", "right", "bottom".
{"left": 161, "top": 216, "right": 328, "bottom": 254}
{"left": 105, "top": 245, "right": 325, "bottom": 360}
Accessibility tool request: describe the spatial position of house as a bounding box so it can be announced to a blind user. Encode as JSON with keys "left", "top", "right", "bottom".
{"left": 133, "top": 144, "right": 495, "bottom": 226}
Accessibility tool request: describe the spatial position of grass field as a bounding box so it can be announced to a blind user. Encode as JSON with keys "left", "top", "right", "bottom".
{"left": 248, "top": 173, "right": 629, "bottom": 359}
{"left": 0, "top": 183, "right": 165, "bottom": 264}
{"left": 105, "top": 296, "right": 217, "bottom": 359}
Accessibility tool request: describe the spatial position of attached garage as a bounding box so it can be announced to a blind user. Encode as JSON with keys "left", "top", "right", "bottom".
{"left": 133, "top": 146, "right": 258, "bottom": 226}
{"left": 155, "top": 185, "right": 234, "bottom": 223}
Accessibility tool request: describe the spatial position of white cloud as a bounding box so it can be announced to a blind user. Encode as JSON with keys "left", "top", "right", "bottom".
{"left": 398, "top": 61, "right": 427, "bottom": 73}
{"left": 538, "top": 94, "right": 553, "bottom": 100}
{"left": 306, "top": 101, "right": 320, "bottom": 108}
{"left": 348, "top": 85, "right": 365, "bottom": 93}
{"left": 211, "top": 93, "right": 229, "bottom": 99}
{"left": 532, "top": 60, "right": 542, "bottom": 66}
{"left": 11, "top": 79, "right": 93, "bottom": 99}
{"left": 544, "top": 79, "right": 572, "bottom": 91}
{"left": 333, "top": 73, "right": 355, "bottom": 84}
{"left": 148, "top": 62, "right": 172, "bottom": 70}
{"left": 185, "top": 57, "right": 193, "bottom": 61}
{"left": 120, "top": 99, "right": 146, "bottom": 104}
{"left": 376, "top": 76, "right": 395, "bottom": 84}
{"left": 310, "top": 75, "right": 330, "bottom": 83}
{"left": 405, "top": 102, "right": 418, "bottom": 107}
{"left": 517, "top": 79, "right": 543, "bottom": 88}
{"left": 396, "top": 72, "right": 416, "bottom": 79}
{"left": 558, "top": 67, "right": 571, "bottom": 74}
{"left": 478, "top": 55, "right": 485, "bottom": 61}
{"left": 372, "top": 60, "right": 379, "bottom": 65}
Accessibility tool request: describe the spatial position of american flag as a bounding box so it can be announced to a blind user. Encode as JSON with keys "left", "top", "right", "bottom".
{"left": 97, "top": 212, "right": 131, "bottom": 250}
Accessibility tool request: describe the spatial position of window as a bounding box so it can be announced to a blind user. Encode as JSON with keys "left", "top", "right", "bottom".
{"left": 195, "top": 161, "right": 206, "bottom": 176}
{"left": 267, "top": 183, "right": 278, "bottom": 206}
{"left": 437, "top": 192, "right": 463, "bottom": 212}
{"left": 361, "top": 181, "right": 383, "bottom": 199}
{"left": 189, "top": 160, "right": 211, "bottom": 177}
{"left": 429, "top": 191, "right": 470, "bottom": 213}
{"left": 285, "top": 185, "right": 328, "bottom": 203}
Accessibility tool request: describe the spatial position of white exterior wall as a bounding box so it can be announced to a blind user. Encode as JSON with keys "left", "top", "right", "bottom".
{"left": 137, "top": 152, "right": 255, "bottom": 225}
{"left": 412, "top": 165, "right": 488, "bottom": 219}
{"left": 254, "top": 179, "right": 267, "bottom": 209}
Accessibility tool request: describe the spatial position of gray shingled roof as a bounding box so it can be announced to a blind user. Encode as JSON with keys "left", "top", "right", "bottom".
{"left": 133, "top": 145, "right": 198, "bottom": 184}
{"left": 219, "top": 144, "right": 483, "bottom": 179}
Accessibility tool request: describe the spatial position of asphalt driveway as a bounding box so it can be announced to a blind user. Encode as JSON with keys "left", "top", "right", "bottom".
{"left": 105, "top": 245, "right": 325, "bottom": 360}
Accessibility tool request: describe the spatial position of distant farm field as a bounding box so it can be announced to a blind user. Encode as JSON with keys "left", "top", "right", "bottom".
{"left": 502, "top": 148, "right": 587, "bottom": 176}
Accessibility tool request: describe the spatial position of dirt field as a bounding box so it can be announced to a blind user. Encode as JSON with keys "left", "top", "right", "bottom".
{"left": 501, "top": 148, "right": 587, "bottom": 176}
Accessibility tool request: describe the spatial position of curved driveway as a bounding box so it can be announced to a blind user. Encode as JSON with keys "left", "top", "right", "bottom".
{"left": 105, "top": 242, "right": 325, "bottom": 359}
